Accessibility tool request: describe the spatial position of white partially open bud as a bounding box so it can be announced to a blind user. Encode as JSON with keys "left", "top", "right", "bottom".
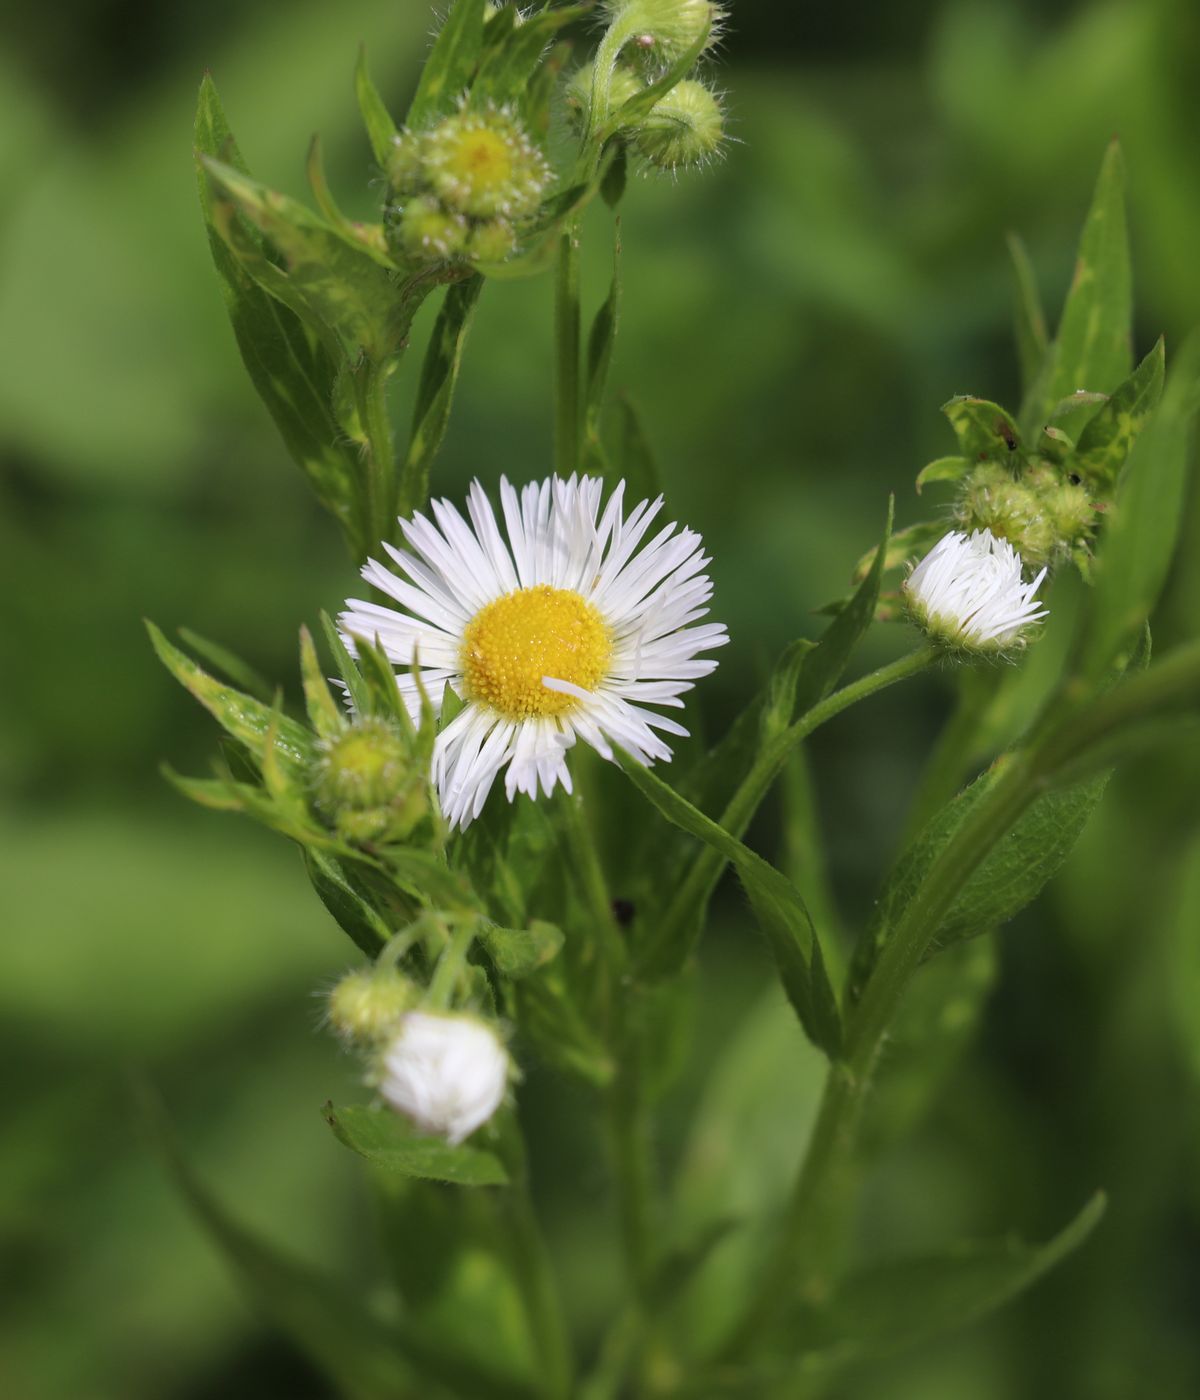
{"left": 903, "top": 528, "right": 1048, "bottom": 653}
{"left": 378, "top": 1011, "right": 509, "bottom": 1144}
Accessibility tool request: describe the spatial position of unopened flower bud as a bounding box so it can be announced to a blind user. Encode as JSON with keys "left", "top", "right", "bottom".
{"left": 956, "top": 462, "right": 1095, "bottom": 569}
{"left": 565, "top": 62, "right": 644, "bottom": 134}
{"left": 903, "top": 528, "right": 1048, "bottom": 654}
{"left": 328, "top": 968, "right": 415, "bottom": 1043}
{"left": 632, "top": 79, "right": 725, "bottom": 171}
{"left": 467, "top": 217, "right": 518, "bottom": 264}
{"left": 604, "top": 0, "right": 726, "bottom": 68}
{"left": 385, "top": 130, "right": 425, "bottom": 196}
{"left": 389, "top": 195, "right": 468, "bottom": 264}
{"left": 378, "top": 1011, "right": 510, "bottom": 1144}
{"left": 314, "top": 715, "right": 428, "bottom": 842}
{"left": 1024, "top": 464, "right": 1096, "bottom": 554}
{"left": 423, "top": 106, "right": 552, "bottom": 220}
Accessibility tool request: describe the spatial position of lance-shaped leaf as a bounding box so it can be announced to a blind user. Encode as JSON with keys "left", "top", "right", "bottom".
{"left": 299, "top": 625, "right": 344, "bottom": 741}
{"left": 141, "top": 1088, "right": 426, "bottom": 1400}
{"left": 1006, "top": 231, "right": 1049, "bottom": 397}
{"left": 794, "top": 1194, "right": 1106, "bottom": 1366}
{"left": 147, "top": 622, "right": 314, "bottom": 782}
{"left": 407, "top": 0, "right": 487, "bottom": 128}
{"left": 584, "top": 224, "right": 622, "bottom": 447}
{"left": 473, "top": 3, "right": 590, "bottom": 110}
{"left": 1020, "top": 140, "right": 1131, "bottom": 436}
{"left": 305, "top": 849, "right": 393, "bottom": 955}
{"left": 194, "top": 77, "right": 364, "bottom": 554}
{"left": 852, "top": 518, "right": 944, "bottom": 584}
{"left": 1076, "top": 331, "right": 1200, "bottom": 683}
{"left": 356, "top": 44, "right": 399, "bottom": 166}
{"left": 323, "top": 1102, "right": 509, "bottom": 1187}
{"left": 620, "top": 754, "right": 841, "bottom": 1057}
{"left": 401, "top": 275, "right": 484, "bottom": 515}
{"left": 1072, "top": 337, "right": 1165, "bottom": 491}
{"left": 177, "top": 626, "right": 272, "bottom": 703}
{"left": 915, "top": 455, "right": 971, "bottom": 494}
{"left": 203, "top": 156, "right": 408, "bottom": 361}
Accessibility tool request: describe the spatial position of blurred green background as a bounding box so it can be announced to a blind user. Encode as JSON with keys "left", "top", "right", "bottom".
{"left": 3, "top": 0, "right": 1200, "bottom": 1395}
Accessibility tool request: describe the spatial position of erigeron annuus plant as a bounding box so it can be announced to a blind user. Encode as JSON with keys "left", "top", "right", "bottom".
{"left": 148, "top": 3, "right": 1200, "bottom": 1396}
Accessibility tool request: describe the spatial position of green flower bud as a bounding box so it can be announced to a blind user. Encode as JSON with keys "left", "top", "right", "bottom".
{"left": 313, "top": 716, "right": 428, "bottom": 843}
{"left": 603, "top": 0, "right": 727, "bottom": 68}
{"left": 632, "top": 79, "right": 725, "bottom": 172}
{"left": 955, "top": 463, "right": 1056, "bottom": 570}
{"left": 1025, "top": 464, "right": 1096, "bottom": 552}
{"left": 467, "top": 217, "right": 517, "bottom": 264}
{"left": 328, "top": 968, "right": 416, "bottom": 1044}
{"left": 386, "top": 130, "right": 426, "bottom": 197}
{"left": 389, "top": 195, "right": 468, "bottom": 264}
{"left": 424, "top": 106, "right": 552, "bottom": 220}
{"left": 564, "top": 63, "right": 644, "bottom": 135}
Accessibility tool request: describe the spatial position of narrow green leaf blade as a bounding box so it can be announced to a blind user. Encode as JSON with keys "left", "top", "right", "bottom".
{"left": 177, "top": 626, "right": 272, "bottom": 703}
{"left": 407, "top": 0, "right": 487, "bottom": 128}
{"left": 304, "top": 849, "right": 393, "bottom": 955}
{"left": 356, "top": 44, "right": 399, "bottom": 166}
{"left": 1072, "top": 337, "right": 1165, "bottom": 491}
{"left": 1006, "top": 231, "right": 1049, "bottom": 396}
{"left": 323, "top": 1102, "right": 509, "bottom": 1186}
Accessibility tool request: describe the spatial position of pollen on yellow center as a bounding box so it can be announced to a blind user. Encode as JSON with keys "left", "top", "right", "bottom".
{"left": 460, "top": 586, "right": 612, "bottom": 721}
{"left": 449, "top": 129, "right": 512, "bottom": 191}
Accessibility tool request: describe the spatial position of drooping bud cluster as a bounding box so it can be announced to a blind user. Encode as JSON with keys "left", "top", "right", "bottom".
{"left": 312, "top": 714, "right": 428, "bottom": 844}
{"left": 602, "top": 0, "right": 727, "bottom": 69}
{"left": 903, "top": 528, "right": 1048, "bottom": 655}
{"left": 377, "top": 1011, "right": 511, "bottom": 1144}
{"left": 564, "top": 62, "right": 645, "bottom": 136}
{"left": 633, "top": 78, "right": 726, "bottom": 172}
{"left": 384, "top": 103, "right": 553, "bottom": 267}
{"left": 956, "top": 462, "right": 1095, "bottom": 571}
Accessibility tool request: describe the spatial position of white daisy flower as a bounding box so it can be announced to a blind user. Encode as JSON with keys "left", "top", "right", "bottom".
{"left": 379, "top": 1011, "right": 509, "bottom": 1145}
{"left": 339, "top": 475, "right": 728, "bottom": 829}
{"left": 903, "top": 528, "right": 1048, "bottom": 652}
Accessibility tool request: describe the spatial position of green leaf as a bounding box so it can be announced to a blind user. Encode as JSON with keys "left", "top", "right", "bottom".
{"left": 203, "top": 155, "right": 406, "bottom": 361}
{"left": 321, "top": 610, "right": 372, "bottom": 716}
{"left": 148, "top": 622, "right": 314, "bottom": 782}
{"left": 141, "top": 1088, "right": 421, "bottom": 1400}
{"left": 584, "top": 223, "right": 621, "bottom": 445}
{"left": 1021, "top": 140, "right": 1131, "bottom": 436}
{"left": 513, "top": 962, "right": 615, "bottom": 1086}
{"left": 479, "top": 919, "right": 564, "bottom": 979}
{"left": 299, "top": 624, "right": 344, "bottom": 741}
{"left": 305, "top": 849, "right": 393, "bottom": 955}
{"left": 791, "top": 499, "right": 892, "bottom": 720}
{"left": 941, "top": 396, "right": 1022, "bottom": 462}
{"left": 402, "top": 275, "right": 484, "bottom": 515}
{"left": 795, "top": 1194, "right": 1106, "bottom": 1365}
{"left": 323, "top": 1102, "right": 509, "bottom": 1186}
{"left": 193, "top": 76, "right": 364, "bottom": 554}
{"left": 602, "top": 20, "right": 713, "bottom": 137}
{"left": 1006, "top": 231, "right": 1049, "bottom": 397}
{"left": 861, "top": 761, "right": 1108, "bottom": 973}
{"left": 177, "top": 626, "right": 272, "bottom": 703}
{"left": 473, "top": 3, "right": 589, "bottom": 109}
{"left": 1072, "top": 337, "right": 1165, "bottom": 491}
{"left": 356, "top": 44, "right": 399, "bottom": 167}
{"left": 851, "top": 518, "right": 944, "bottom": 584}
{"left": 619, "top": 754, "right": 841, "bottom": 1057}
{"left": 407, "top": 0, "right": 487, "bottom": 128}
{"left": 914, "top": 455, "right": 971, "bottom": 494}
{"left": 1077, "top": 331, "right": 1200, "bottom": 682}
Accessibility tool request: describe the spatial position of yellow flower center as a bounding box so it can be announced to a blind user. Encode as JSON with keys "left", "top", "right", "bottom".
{"left": 448, "top": 128, "right": 512, "bottom": 194}
{"left": 461, "top": 586, "right": 612, "bottom": 721}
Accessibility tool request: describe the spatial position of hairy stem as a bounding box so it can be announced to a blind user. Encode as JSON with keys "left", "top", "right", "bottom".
{"left": 554, "top": 225, "right": 583, "bottom": 477}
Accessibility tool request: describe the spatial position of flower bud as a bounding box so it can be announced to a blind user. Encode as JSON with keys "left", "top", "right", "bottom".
{"left": 313, "top": 715, "right": 428, "bottom": 842}
{"left": 632, "top": 79, "right": 725, "bottom": 172}
{"left": 389, "top": 195, "right": 468, "bottom": 264}
{"left": 956, "top": 462, "right": 1095, "bottom": 569}
{"left": 467, "top": 217, "right": 517, "bottom": 264}
{"left": 385, "top": 130, "right": 425, "bottom": 197}
{"left": 328, "top": 968, "right": 416, "bottom": 1043}
{"left": 378, "top": 1011, "right": 510, "bottom": 1144}
{"left": 604, "top": 0, "right": 726, "bottom": 68}
{"left": 564, "top": 62, "right": 644, "bottom": 135}
{"left": 903, "top": 528, "right": 1048, "bottom": 654}
{"left": 423, "top": 106, "right": 552, "bottom": 220}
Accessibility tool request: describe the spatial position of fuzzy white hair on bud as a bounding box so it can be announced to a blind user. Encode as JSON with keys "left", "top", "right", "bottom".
{"left": 378, "top": 1012, "right": 510, "bottom": 1144}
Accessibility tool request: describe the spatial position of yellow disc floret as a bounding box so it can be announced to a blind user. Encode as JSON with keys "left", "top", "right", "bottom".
{"left": 425, "top": 108, "right": 552, "bottom": 220}
{"left": 461, "top": 586, "right": 612, "bottom": 720}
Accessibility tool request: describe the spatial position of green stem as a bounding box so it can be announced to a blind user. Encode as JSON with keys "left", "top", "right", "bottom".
{"left": 354, "top": 356, "right": 396, "bottom": 556}
{"left": 560, "top": 790, "right": 625, "bottom": 977}
{"left": 425, "top": 916, "right": 477, "bottom": 1010}
{"left": 554, "top": 225, "right": 582, "bottom": 477}
{"left": 720, "top": 749, "right": 1040, "bottom": 1357}
{"left": 903, "top": 665, "right": 997, "bottom": 841}
{"left": 607, "top": 1059, "right": 656, "bottom": 1305}
{"left": 643, "top": 647, "right": 937, "bottom": 973}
